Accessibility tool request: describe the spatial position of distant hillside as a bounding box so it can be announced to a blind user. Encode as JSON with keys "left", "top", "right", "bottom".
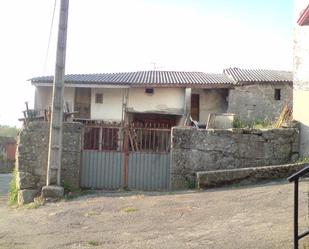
{"left": 0, "top": 125, "right": 19, "bottom": 138}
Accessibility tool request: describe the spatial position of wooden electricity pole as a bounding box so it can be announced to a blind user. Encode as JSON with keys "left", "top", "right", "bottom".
{"left": 46, "top": 0, "right": 69, "bottom": 186}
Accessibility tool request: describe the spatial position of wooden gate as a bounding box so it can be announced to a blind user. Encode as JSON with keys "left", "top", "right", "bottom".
{"left": 80, "top": 123, "right": 171, "bottom": 190}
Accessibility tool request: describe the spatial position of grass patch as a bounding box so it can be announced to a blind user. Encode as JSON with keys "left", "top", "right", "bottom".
{"left": 8, "top": 167, "right": 18, "bottom": 206}
{"left": 62, "top": 181, "right": 96, "bottom": 201}
{"left": 84, "top": 210, "right": 98, "bottom": 217}
{"left": 87, "top": 241, "right": 99, "bottom": 247}
{"left": 120, "top": 206, "right": 138, "bottom": 213}
{"left": 22, "top": 196, "right": 44, "bottom": 210}
{"left": 23, "top": 202, "right": 40, "bottom": 209}
{"left": 295, "top": 157, "right": 309, "bottom": 164}
{"left": 233, "top": 118, "right": 273, "bottom": 129}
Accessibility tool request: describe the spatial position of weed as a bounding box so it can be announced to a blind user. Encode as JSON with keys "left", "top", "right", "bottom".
{"left": 186, "top": 178, "right": 196, "bottom": 189}
{"left": 8, "top": 167, "right": 18, "bottom": 206}
{"left": 233, "top": 118, "right": 246, "bottom": 128}
{"left": 23, "top": 202, "right": 40, "bottom": 209}
{"left": 84, "top": 210, "right": 98, "bottom": 217}
{"left": 87, "top": 241, "right": 99, "bottom": 246}
{"left": 233, "top": 118, "right": 273, "bottom": 129}
{"left": 120, "top": 207, "right": 138, "bottom": 213}
{"left": 62, "top": 181, "right": 79, "bottom": 193}
{"left": 295, "top": 157, "right": 309, "bottom": 164}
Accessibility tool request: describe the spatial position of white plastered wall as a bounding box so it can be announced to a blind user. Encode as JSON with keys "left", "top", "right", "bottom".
{"left": 192, "top": 89, "right": 228, "bottom": 124}
{"left": 90, "top": 88, "right": 124, "bottom": 121}
{"left": 127, "top": 88, "right": 185, "bottom": 114}
{"left": 34, "top": 86, "right": 75, "bottom": 112}
{"left": 34, "top": 86, "right": 186, "bottom": 121}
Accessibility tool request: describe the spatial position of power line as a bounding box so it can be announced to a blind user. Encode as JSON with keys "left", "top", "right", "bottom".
{"left": 43, "top": 0, "right": 57, "bottom": 73}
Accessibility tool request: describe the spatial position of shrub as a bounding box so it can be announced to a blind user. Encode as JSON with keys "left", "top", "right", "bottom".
{"left": 8, "top": 167, "right": 18, "bottom": 206}
{"left": 233, "top": 118, "right": 273, "bottom": 129}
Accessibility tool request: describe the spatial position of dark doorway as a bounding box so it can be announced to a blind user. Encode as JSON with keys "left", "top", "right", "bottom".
{"left": 74, "top": 88, "right": 91, "bottom": 119}
{"left": 191, "top": 94, "right": 200, "bottom": 121}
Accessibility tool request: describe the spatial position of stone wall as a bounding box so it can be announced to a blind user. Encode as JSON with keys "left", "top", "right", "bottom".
{"left": 228, "top": 84, "right": 293, "bottom": 122}
{"left": 16, "top": 122, "right": 82, "bottom": 203}
{"left": 171, "top": 127, "right": 299, "bottom": 189}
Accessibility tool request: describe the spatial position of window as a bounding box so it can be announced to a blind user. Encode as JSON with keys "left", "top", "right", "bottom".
{"left": 145, "top": 88, "right": 154, "bottom": 95}
{"left": 274, "top": 89, "right": 281, "bottom": 100}
{"left": 95, "top": 93, "right": 103, "bottom": 103}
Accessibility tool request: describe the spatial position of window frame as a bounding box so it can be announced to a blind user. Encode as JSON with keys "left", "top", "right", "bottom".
{"left": 95, "top": 93, "right": 103, "bottom": 104}
{"left": 145, "top": 88, "right": 154, "bottom": 95}
{"left": 274, "top": 89, "right": 281, "bottom": 101}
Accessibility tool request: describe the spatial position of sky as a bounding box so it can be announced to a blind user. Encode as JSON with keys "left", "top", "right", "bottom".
{"left": 0, "top": 0, "right": 293, "bottom": 126}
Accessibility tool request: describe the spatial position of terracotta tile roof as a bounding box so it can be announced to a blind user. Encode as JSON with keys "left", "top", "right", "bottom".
{"left": 223, "top": 67, "right": 292, "bottom": 84}
{"left": 30, "top": 71, "right": 234, "bottom": 87}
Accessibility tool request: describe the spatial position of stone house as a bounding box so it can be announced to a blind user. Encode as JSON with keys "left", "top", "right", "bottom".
{"left": 30, "top": 69, "right": 292, "bottom": 127}
{"left": 224, "top": 67, "right": 293, "bottom": 122}
{"left": 294, "top": 1, "right": 309, "bottom": 157}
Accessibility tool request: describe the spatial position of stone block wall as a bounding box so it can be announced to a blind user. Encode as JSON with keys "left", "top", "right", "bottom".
{"left": 228, "top": 84, "right": 293, "bottom": 122}
{"left": 16, "top": 121, "right": 82, "bottom": 203}
{"left": 171, "top": 127, "right": 299, "bottom": 189}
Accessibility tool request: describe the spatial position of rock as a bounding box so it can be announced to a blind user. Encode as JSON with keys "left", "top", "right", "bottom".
{"left": 18, "top": 189, "right": 38, "bottom": 205}
{"left": 42, "top": 185, "right": 64, "bottom": 198}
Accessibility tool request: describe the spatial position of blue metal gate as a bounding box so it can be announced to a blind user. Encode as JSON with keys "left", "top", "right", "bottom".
{"left": 80, "top": 124, "right": 171, "bottom": 190}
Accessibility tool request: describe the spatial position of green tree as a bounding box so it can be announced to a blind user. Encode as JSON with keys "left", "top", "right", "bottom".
{"left": 0, "top": 125, "right": 19, "bottom": 138}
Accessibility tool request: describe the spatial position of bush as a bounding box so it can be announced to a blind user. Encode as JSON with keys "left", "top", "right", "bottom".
{"left": 233, "top": 118, "right": 273, "bottom": 129}
{"left": 8, "top": 167, "right": 18, "bottom": 206}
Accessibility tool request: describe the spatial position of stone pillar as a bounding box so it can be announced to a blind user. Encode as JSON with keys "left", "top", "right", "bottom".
{"left": 15, "top": 122, "right": 82, "bottom": 205}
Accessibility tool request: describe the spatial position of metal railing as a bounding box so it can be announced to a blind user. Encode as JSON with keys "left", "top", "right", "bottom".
{"left": 287, "top": 165, "right": 309, "bottom": 249}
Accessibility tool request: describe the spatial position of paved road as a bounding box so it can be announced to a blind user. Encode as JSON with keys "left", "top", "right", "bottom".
{"left": 0, "top": 174, "right": 11, "bottom": 205}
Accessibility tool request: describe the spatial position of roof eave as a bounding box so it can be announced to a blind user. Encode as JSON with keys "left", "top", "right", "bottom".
{"left": 298, "top": 5, "right": 309, "bottom": 26}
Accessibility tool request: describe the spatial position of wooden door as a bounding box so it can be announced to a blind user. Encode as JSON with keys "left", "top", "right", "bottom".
{"left": 74, "top": 88, "right": 91, "bottom": 119}
{"left": 191, "top": 94, "right": 199, "bottom": 121}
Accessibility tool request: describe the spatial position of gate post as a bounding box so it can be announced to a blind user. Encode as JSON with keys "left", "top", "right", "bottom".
{"left": 123, "top": 125, "right": 129, "bottom": 188}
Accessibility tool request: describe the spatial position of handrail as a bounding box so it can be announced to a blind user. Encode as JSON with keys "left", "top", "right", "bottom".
{"left": 288, "top": 165, "right": 309, "bottom": 182}
{"left": 287, "top": 164, "right": 309, "bottom": 249}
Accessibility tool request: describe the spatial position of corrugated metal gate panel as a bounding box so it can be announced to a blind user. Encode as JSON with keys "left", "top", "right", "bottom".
{"left": 128, "top": 152, "right": 170, "bottom": 190}
{"left": 81, "top": 150, "right": 123, "bottom": 189}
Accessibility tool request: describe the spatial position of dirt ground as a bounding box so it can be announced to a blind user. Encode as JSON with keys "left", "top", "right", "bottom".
{"left": 0, "top": 175, "right": 309, "bottom": 249}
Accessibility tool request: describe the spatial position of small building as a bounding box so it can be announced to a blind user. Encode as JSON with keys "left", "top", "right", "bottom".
{"left": 224, "top": 67, "right": 293, "bottom": 122}
{"left": 0, "top": 136, "right": 16, "bottom": 161}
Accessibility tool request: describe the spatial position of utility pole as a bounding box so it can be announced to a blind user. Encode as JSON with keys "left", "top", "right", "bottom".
{"left": 45, "top": 0, "right": 69, "bottom": 194}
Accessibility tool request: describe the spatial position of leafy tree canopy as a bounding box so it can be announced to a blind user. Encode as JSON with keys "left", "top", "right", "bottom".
{"left": 0, "top": 125, "right": 19, "bottom": 138}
